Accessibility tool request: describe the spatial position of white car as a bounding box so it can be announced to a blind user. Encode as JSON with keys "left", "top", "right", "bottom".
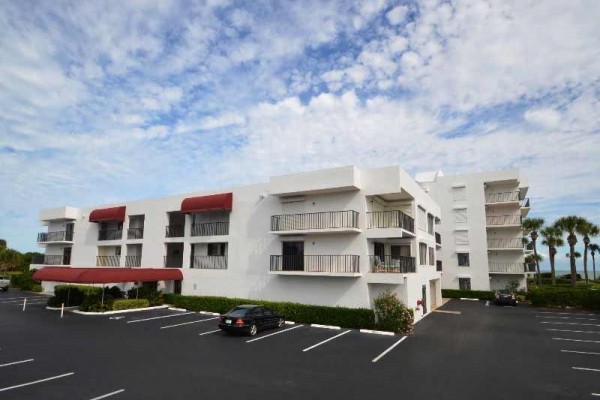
{"left": 0, "top": 276, "right": 9, "bottom": 292}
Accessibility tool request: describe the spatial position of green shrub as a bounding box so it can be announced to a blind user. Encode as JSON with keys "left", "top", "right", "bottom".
{"left": 30, "top": 284, "right": 43, "bottom": 293}
{"left": 49, "top": 285, "right": 103, "bottom": 307}
{"left": 441, "top": 289, "right": 495, "bottom": 301}
{"left": 529, "top": 287, "right": 600, "bottom": 310}
{"left": 112, "top": 299, "right": 149, "bottom": 311}
{"left": 164, "top": 294, "right": 376, "bottom": 330}
{"left": 127, "top": 286, "right": 163, "bottom": 306}
{"left": 373, "top": 290, "right": 414, "bottom": 334}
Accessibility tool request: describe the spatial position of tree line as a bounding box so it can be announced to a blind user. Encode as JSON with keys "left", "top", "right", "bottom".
{"left": 0, "top": 239, "right": 43, "bottom": 272}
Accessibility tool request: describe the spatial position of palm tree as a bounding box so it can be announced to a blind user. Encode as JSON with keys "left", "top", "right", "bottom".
{"left": 525, "top": 254, "right": 544, "bottom": 283}
{"left": 541, "top": 226, "right": 564, "bottom": 285}
{"left": 590, "top": 243, "right": 599, "bottom": 281}
{"left": 555, "top": 216, "right": 587, "bottom": 287}
{"left": 578, "top": 222, "right": 600, "bottom": 284}
{"left": 522, "top": 218, "right": 545, "bottom": 285}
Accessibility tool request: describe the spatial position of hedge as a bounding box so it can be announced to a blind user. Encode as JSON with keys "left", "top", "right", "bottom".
{"left": 164, "top": 294, "right": 376, "bottom": 330}
{"left": 529, "top": 287, "right": 600, "bottom": 310}
{"left": 442, "top": 289, "right": 495, "bottom": 301}
{"left": 113, "top": 299, "right": 149, "bottom": 311}
{"left": 47, "top": 285, "right": 103, "bottom": 307}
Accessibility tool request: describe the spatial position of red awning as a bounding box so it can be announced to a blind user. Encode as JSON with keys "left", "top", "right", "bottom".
{"left": 33, "top": 267, "right": 183, "bottom": 284}
{"left": 181, "top": 193, "right": 233, "bottom": 214}
{"left": 89, "top": 206, "right": 126, "bottom": 223}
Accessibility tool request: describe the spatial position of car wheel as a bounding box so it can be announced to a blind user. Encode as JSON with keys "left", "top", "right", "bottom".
{"left": 249, "top": 324, "right": 257, "bottom": 337}
{"left": 277, "top": 318, "right": 285, "bottom": 328}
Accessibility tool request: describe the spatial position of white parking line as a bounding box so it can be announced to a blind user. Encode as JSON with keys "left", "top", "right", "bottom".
{"left": 160, "top": 317, "right": 218, "bottom": 329}
{"left": 572, "top": 367, "right": 600, "bottom": 373}
{"left": 592, "top": 393, "right": 600, "bottom": 397}
{"left": 538, "top": 316, "right": 599, "bottom": 321}
{"left": 0, "top": 359, "right": 34, "bottom": 368}
{"left": 198, "top": 329, "right": 221, "bottom": 336}
{"left": 246, "top": 325, "right": 303, "bottom": 343}
{"left": 127, "top": 312, "right": 195, "bottom": 323}
{"left": 88, "top": 389, "right": 125, "bottom": 399}
{"left": 553, "top": 338, "right": 600, "bottom": 344}
{"left": 542, "top": 322, "right": 600, "bottom": 327}
{"left": 372, "top": 336, "right": 407, "bottom": 363}
{"left": 539, "top": 312, "right": 598, "bottom": 316}
{"left": 0, "top": 372, "right": 74, "bottom": 392}
{"left": 561, "top": 350, "right": 600, "bottom": 356}
{"left": 303, "top": 330, "right": 351, "bottom": 352}
{"left": 547, "top": 329, "right": 600, "bottom": 334}
{"left": 1, "top": 298, "right": 46, "bottom": 304}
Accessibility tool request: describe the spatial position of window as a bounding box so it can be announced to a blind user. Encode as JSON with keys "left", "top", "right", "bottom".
{"left": 427, "top": 214, "right": 434, "bottom": 234}
{"left": 457, "top": 253, "right": 470, "bottom": 266}
{"left": 208, "top": 243, "right": 226, "bottom": 256}
{"left": 453, "top": 186, "right": 466, "bottom": 201}
{"left": 428, "top": 248, "right": 434, "bottom": 265}
{"left": 455, "top": 231, "right": 469, "bottom": 245}
{"left": 459, "top": 278, "right": 471, "bottom": 290}
{"left": 391, "top": 245, "right": 411, "bottom": 258}
{"left": 453, "top": 208, "right": 467, "bottom": 223}
{"left": 418, "top": 207, "right": 427, "bottom": 231}
{"left": 419, "top": 243, "right": 427, "bottom": 265}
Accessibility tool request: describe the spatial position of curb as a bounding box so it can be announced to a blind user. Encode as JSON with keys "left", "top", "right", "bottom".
{"left": 168, "top": 307, "right": 188, "bottom": 312}
{"left": 72, "top": 305, "right": 169, "bottom": 315}
{"left": 46, "top": 306, "right": 78, "bottom": 311}
{"left": 284, "top": 321, "right": 296, "bottom": 325}
{"left": 359, "top": 329, "right": 395, "bottom": 336}
{"left": 199, "top": 311, "right": 221, "bottom": 316}
{"left": 460, "top": 298, "right": 479, "bottom": 301}
{"left": 311, "top": 323, "right": 341, "bottom": 330}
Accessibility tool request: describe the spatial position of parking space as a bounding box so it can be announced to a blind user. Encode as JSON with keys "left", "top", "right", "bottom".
{"left": 2, "top": 291, "right": 600, "bottom": 399}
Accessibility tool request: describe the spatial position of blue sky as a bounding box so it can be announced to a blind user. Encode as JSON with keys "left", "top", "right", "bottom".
{"left": 1, "top": 0, "right": 599, "bottom": 272}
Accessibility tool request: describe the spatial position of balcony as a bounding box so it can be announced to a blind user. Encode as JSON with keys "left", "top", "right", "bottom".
{"left": 486, "top": 215, "right": 522, "bottom": 227}
{"left": 435, "top": 232, "right": 441, "bottom": 246}
{"left": 487, "top": 238, "right": 524, "bottom": 250}
{"left": 37, "top": 231, "right": 73, "bottom": 243}
{"left": 164, "top": 256, "right": 183, "bottom": 268}
{"left": 488, "top": 262, "right": 526, "bottom": 274}
{"left": 32, "top": 254, "right": 70, "bottom": 265}
{"left": 369, "top": 255, "right": 416, "bottom": 273}
{"left": 269, "top": 255, "right": 360, "bottom": 276}
{"left": 125, "top": 255, "right": 141, "bottom": 267}
{"left": 521, "top": 198, "right": 531, "bottom": 217}
{"left": 190, "top": 255, "right": 228, "bottom": 270}
{"left": 98, "top": 229, "right": 123, "bottom": 241}
{"left": 270, "top": 211, "right": 360, "bottom": 235}
{"left": 165, "top": 225, "right": 184, "bottom": 238}
{"left": 127, "top": 228, "right": 144, "bottom": 240}
{"left": 525, "top": 263, "right": 536, "bottom": 272}
{"left": 191, "top": 222, "right": 229, "bottom": 237}
{"left": 436, "top": 260, "right": 442, "bottom": 272}
{"left": 367, "top": 210, "right": 414, "bottom": 232}
{"left": 96, "top": 255, "right": 120, "bottom": 267}
{"left": 485, "top": 191, "right": 520, "bottom": 204}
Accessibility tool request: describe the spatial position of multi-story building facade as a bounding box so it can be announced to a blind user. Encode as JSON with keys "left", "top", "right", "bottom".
{"left": 32, "top": 166, "right": 443, "bottom": 322}
{"left": 416, "top": 169, "right": 532, "bottom": 291}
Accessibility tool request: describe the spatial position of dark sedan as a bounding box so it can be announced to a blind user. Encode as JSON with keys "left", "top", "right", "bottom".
{"left": 494, "top": 290, "right": 517, "bottom": 306}
{"left": 218, "top": 305, "right": 285, "bottom": 336}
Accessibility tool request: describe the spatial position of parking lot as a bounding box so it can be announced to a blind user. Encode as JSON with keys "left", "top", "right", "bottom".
{"left": 1, "top": 289, "right": 599, "bottom": 399}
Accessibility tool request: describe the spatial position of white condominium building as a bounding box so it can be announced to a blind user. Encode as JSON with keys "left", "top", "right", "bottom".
{"left": 416, "top": 169, "right": 531, "bottom": 291}
{"left": 32, "top": 166, "right": 443, "bottom": 322}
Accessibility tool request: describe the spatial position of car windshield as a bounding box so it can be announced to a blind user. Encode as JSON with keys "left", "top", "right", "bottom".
{"left": 498, "top": 290, "right": 511, "bottom": 294}
{"left": 227, "top": 307, "right": 251, "bottom": 317}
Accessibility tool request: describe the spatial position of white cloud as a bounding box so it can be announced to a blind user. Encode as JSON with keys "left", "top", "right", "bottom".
{"left": 386, "top": 5, "right": 408, "bottom": 25}
{"left": 524, "top": 108, "right": 561, "bottom": 129}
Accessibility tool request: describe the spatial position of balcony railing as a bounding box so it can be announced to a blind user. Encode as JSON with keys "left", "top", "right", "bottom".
{"left": 125, "top": 255, "right": 141, "bottom": 267}
{"left": 190, "top": 255, "right": 228, "bottom": 269}
{"left": 369, "top": 255, "right": 416, "bottom": 273}
{"left": 436, "top": 260, "right": 442, "bottom": 272}
{"left": 435, "top": 232, "right": 441, "bottom": 245}
{"left": 487, "top": 238, "right": 523, "bottom": 249}
{"left": 98, "top": 229, "right": 122, "bottom": 241}
{"left": 165, "top": 225, "right": 184, "bottom": 238}
{"left": 127, "top": 227, "right": 144, "bottom": 240}
{"left": 489, "top": 262, "right": 526, "bottom": 274}
{"left": 485, "top": 191, "right": 520, "bottom": 204}
{"left": 164, "top": 256, "right": 184, "bottom": 268}
{"left": 37, "top": 255, "right": 70, "bottom": 265}
{"left": 191, "top": 222, "right": 229, "bottom": 236}
{"left": 270, "top": 211, "right": 359, "bottom": 232}
{"left": 270, "top": 255, "right": 360, "bottom": 273}
{"left": 37, "top": 231, "right": 73, "bottom": 242}
{"left": 366, "top": 210, "right": 415, "bottom": 233}
{"left": 486, "top": 215, "right": 521, "bottom": 226}
{"left": 96, "top": 255, "right": 120, "bottom": 267}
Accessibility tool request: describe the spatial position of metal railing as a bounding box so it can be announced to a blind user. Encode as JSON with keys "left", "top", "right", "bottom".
{"left": 485, "top": 191, "right": 520, "bottom": 203}
{"left": 190, "top": 255, "right": 228, "bottom": 269}
{"left": 366, "top": 210, "right": 415, "bottom": 233}
{"left": 96, "top": 255, "right": 120, "bottom": 267}
{"left": 487, "top": 238, "right": 524, "bottom": 249}
{"left": 37, "top": 231, "right": 73, "bottom": 242}
{"left": 42, "top": 255, "right": 70, "bottom": 265}
{"left": 127, "top": 227, "right": 144, "bottom": 240}
{"left": 164, "top": 256, "right": 184, "bottom": 268}
{"left": 270, "top": 210, "right": 359, "bottom": 232}
{"left": 165, "top": 225, "right": 184, "bottom": 238}
{"left": 270, "top": 255, "right": 360, "bottom": 273}
{"left": 488, "top": 262, "right": 526, "bottom": 274}
{"left": 125, "top": 255, "right": 141, "bottom": 267}
{"left": 98, "top": 229, "right": 122, "bottom": 241}
{"left": 486, "top": 215, "right": 521, "bottom": 226}
{"left": 191, "top": 222, "right": 229, "bottom": 236}
{"left": 436, "top": 260, "right": 442, "bottom": 272}
{"left": 435, "top": 232, "right": 441, "bottom": 245}
{"left": 369, "top": 255, "right": 416, "bottom": 273}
